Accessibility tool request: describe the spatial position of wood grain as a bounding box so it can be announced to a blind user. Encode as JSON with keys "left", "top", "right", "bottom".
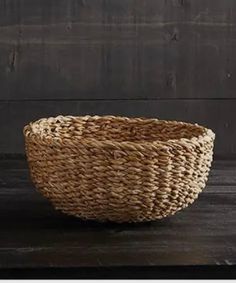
{"left": 0, "top": 0, "right": 235, "bottom": 277}
{"left": 0, "top": 158, "right": 235, "bottom": 278}
{"left": 0, "top": 0, "right": 236, "bottom": 99}
{"left": 0, "top": 0, "right": 234, "bottom": 157}
{"left": 0, "top": 0, "right": 236, "bottom": 26}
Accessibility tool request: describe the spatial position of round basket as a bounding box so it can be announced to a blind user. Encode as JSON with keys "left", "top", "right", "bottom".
{"left": 24, "top": 115, "right": 215, "bottom": 223}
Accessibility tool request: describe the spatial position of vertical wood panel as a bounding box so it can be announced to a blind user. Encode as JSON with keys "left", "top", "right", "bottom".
{"left": 0, "top": 0, "right": 234, "bottom": 155}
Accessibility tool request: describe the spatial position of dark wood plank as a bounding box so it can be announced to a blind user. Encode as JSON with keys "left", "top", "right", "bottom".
{"left": 1, "top": 25, "right": 236, "bottom": 100}
{"left": 1, "top": 266, "right": 236, "bottom": 279}
{"left": 0, "top": 190, "right": 235, "bottom": 268}
{"left": 0, "top": 0, "right": 236, "bottom": 99}
{"left": 0, "top": 158, "right": 235, "bottom": 277}
{"left": 0, "top": 25, "right": 235, "bottom": 100}
{"left": 0, "top": 100, "right": 234, "bottom": 157}
{"left": 208, "top": 169, "right": 236, "bottom": 185}
{"left": 0, "top": 0, "right": 236, "bottom": 26}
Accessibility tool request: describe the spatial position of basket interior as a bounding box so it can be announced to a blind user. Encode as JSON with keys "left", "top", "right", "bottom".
{"left": 28, "top": 116, "right": 207, "bottom": 143}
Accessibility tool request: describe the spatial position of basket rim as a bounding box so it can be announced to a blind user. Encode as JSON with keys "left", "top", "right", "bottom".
{"left": 23, "top": 115, "right": 215, "bottom": 149}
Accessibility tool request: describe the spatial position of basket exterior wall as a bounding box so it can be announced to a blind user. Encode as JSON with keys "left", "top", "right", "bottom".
{"left": 24, "top": 117, "right": 215, "bottom": 223}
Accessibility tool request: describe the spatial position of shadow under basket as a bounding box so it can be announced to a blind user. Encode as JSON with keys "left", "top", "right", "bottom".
{"left": 23, "top": 115, "right": 215, "bottom": 223}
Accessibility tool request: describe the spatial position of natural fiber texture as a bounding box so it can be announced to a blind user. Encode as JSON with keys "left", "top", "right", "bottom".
{"left": 24, "top": 115, "right": 215, "bottom": 223}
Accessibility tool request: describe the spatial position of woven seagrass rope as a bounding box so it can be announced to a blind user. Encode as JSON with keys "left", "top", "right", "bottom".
{"left": 24, "top": 115, "right": 215, "bottom": 223}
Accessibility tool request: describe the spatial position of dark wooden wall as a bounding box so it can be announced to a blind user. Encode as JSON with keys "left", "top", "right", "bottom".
{"left": 0, "top": 0, "right": 235, "bottom": 158}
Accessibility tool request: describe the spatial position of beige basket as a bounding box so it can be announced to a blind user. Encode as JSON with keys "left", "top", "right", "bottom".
{"left": 24, "top": 115, "right": 215, "bottom": 223}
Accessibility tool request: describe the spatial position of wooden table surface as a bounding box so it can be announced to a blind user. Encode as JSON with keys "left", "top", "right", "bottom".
{"left": 0, "top": 158, "right": 235, "bottom": 279}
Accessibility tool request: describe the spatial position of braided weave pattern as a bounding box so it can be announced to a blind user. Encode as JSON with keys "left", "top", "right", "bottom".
{"left": 24, "top": 115, "right": 215, "bottom": 223}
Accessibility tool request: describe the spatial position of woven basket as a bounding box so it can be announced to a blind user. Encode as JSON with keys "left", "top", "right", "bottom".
{"left": 24, "top": 115, "right": 215, "bottom": 223}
